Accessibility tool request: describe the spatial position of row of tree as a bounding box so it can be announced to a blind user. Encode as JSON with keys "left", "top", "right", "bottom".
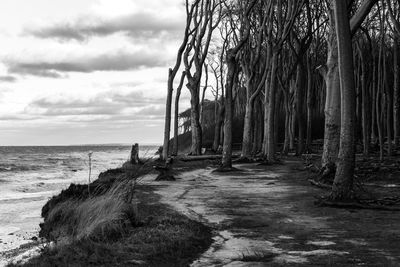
{"left": 162, "top": 0, "right": 400, "bottom": 201}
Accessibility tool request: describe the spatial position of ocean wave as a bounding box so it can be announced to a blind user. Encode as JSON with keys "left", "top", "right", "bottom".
{"left": 0, "top": 164, "right": 42, "bottom": 172}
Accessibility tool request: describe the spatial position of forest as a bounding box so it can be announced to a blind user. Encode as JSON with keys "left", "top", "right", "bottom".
{"left": 161, "top": 0, "right": 400, "bottom": 202}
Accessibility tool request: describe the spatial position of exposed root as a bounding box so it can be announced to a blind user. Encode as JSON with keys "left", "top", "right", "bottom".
{"left": 258, "top": 158, "right": 284, "bottom": 166}
{"left": 318, "top": 163, "right": 336, "bottom": 183}
{"left": 315, "top": 196, "right": 400, "bottom": 211}
{"left": 213, "top": 166, "right": 240, "bottom": 173}
{"left": 309, "top": 179, "right": 332, "bottom": 190}
{"left": 234, "top": 157, "right": 254, "bottom": 163}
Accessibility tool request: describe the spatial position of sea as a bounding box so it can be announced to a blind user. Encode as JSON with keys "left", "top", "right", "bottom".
{"left": 0, "top": 145, "right": 159, "bottom": 256}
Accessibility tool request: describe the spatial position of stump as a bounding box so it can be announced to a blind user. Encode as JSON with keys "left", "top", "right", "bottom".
{"left": 130, "top": 143, "right": 140, "bottom": 164}
{"left": 154, "top": 158, "right": 175, "bottom": 181}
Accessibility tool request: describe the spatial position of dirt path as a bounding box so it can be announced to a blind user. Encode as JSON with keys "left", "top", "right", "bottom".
{"left": 147, "top": 159, "right": 400, "bottom": 266}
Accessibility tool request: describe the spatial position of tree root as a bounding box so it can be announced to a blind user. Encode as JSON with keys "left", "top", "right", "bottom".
{"left": 315, "top": 196, "right": 400, "bottom": 211}
{"left": 213, "top": 166, "right": 240, "bottom": 173}
{"left": 257, "top": 158, "right": 284, "bottom": 166}
{"left": 308, "top": 179, "right": 332, "bottom": 190}
{"left": 234, "top": 157, "right": 255, "bottom": 163}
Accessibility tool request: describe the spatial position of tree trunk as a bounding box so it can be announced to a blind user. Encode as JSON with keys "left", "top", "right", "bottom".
{"left": 252, "top": 100, "right": 263, "bottom": 156}
{"left": 394, "top": 37, "right": 400, "bottom": 147}
{"left": 162, "top": 69, "right": 174, "bottom": 160}
{"left": 306, "top": 54, "right": 313, "bottom": 153}
{"left": 296, "top": 60, "right": 306, "bottom": 155}
{"left": 172, "top": 72, "right": 185, "bottom": 156}
{"left": 266, "top": 53, "right": 278, "bottom": 161}
{"left": 360, "top": 50, "right": 369, "bottom": 156}
{"left": 189, "top": 90, "right": 203, "bottom": 156}
{"left": 172, "top": 88, "right": 181, "bottom": 156}
{"left": 282, "top": 91, "right": 291, "bottom": 155}
{"left": 221, "top": 51, "right": 238, "bottom": 169}
{"left": 322, "top": 28, "right": 341, "bottom": 168}
{"left": 241, "top": 97, "right": 254, "bottom": 159}
{"left": 213, "top": 102, "right": 224, "bottom": 152}
{"left": 330, "top": 0, "right": 356, "bottom": 200}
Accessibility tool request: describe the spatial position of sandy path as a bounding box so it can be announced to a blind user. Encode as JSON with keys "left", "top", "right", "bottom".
{"left": 149, "top": 159, "right": 400, "bottom": 266}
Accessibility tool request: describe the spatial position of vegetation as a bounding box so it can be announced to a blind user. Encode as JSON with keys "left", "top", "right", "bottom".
{"left": 10, "top": 165, "right": 212, "bottom": 267}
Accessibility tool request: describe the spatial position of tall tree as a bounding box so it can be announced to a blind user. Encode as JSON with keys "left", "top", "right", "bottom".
{"left": 162, "top": 0, "right": 198, "bottom": 160}
{"left": 221, "top": 0, "right": 257, "bottom": 169}
{"left": 184, "top": 0, "right": 222, "bottom": 156}
{"left": 330, "top": 0, "right": 356, "bottom": 200}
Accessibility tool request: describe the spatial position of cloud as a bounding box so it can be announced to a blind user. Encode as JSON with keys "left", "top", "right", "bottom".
{"left": 25, "top": 12, "right": 183, "bottom": 42}
{"left": 25, "top": 91, "right": 165, "bottom": 118}
{"left": 5, "top": 50, "right": 169, "bottom": 77}
{"left": 0, "top": 75, "right": 17, "bottom": 82}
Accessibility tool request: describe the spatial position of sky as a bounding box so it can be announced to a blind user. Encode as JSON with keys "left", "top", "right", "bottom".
{"left": 0, "top": 0, "right": 192, "bottom": 145}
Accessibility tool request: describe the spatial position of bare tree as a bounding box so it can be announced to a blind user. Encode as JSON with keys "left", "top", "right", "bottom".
{"left": 162, "top": 0, "right": 198, "bottom": 160}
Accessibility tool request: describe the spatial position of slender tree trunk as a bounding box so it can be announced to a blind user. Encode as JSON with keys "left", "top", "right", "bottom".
{"left": 371, "top": 61, "right": 377, "bottom": 143}
{"left": 266, "top": 53, "right": 278, "bottom": 161}
{"left": 282, "top": 91, "right": 291, "bottom": 155}
{"left": 394, "top": 37, "right": 400, "bottom": 147}
{"left": 330, "top": 0, "right": 356, "bottom": 200}
{"left": 306, "top": 54, "right": 313, "bottom": 153}
{"left": 360, "top": 51, "right": 369, "bottom": 156}
{"left": 385, "top": 54, "right": 393, "bottom": 156}
{"left": 296, "top": 60, "right": 306, "bottom": 155}
{"left": 162, "top": 69, "right": 174, "bottom": 160}
{"left": 172, "top": 72, "right": 186, "bottom": 156}
{"left": 252, "top": 100, "right": 263, "bottom": 156}
{"left": 213, "top": 102, "right": 224, "bottom": 152}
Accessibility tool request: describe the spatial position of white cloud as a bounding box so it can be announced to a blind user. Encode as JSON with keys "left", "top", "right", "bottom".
{"left": 0, "top": 0, "right": 190, "bottom": 145}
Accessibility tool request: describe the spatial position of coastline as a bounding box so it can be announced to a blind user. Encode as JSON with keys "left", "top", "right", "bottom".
{"left": 0, "top": 145, "right": 160, "bottom": 266}
{"left": 4, "top": 159, "right": 214, "bottom": 266}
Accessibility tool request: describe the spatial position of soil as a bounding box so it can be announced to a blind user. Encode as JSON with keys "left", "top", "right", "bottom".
{"left": 144, "top": 157, "right": 400, "bottom": 266}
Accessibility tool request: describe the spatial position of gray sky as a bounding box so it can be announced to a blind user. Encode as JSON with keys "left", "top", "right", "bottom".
{"left": 0, "top": 0, "right": 190, "bottom": 145}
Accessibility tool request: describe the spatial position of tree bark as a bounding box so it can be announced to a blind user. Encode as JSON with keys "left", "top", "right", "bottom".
{"left": 266, "top": 53, "right": 278, "bottom": 161}
{"left": 212, "top": 101, "right": 224, "bottom": 152}
{"left": 172, "top": 72, "right": 186, "bottom": 156}
{"left": 162, "top": 69, "right": 175, "bottom": 160}
{"left": 306, "top": 54, "right": 313, "bottom": 152}
{"left": 330, "top": 0, "right": 356, "bottom": 200}
{"left": 321, "top": 24, "right": 341, "bottom": 168}
{"left": 296, "top": 60, "right": 306, "bottom": 155}
{"left": 188, "top": 84, "right": 203, "bottom": 155}
{"left": 394, "top": 37, "right": 400, "bottom": 147}
{"left": 221, "top": 50, "right": 237, "bottom": 168}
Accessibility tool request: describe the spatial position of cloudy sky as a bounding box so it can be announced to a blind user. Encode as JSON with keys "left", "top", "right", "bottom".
{"left": 0, "top": 0, "right": 191, "bottom": 145}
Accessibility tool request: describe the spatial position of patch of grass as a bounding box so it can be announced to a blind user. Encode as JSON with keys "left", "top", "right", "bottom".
{"left": 10, "top": 166, "right": 212, "bottom": 267}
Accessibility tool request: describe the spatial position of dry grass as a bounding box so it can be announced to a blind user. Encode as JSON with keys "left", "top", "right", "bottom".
{"left": 44, "top": 179, "right": 136, "bottom": 242}
{"left": 10, "top": 166, "right": 212, "bottom": 267}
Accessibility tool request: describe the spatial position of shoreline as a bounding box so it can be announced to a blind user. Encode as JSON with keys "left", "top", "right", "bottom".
{"left": 5, "top": 159, "right": 214, "bottom": 266}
